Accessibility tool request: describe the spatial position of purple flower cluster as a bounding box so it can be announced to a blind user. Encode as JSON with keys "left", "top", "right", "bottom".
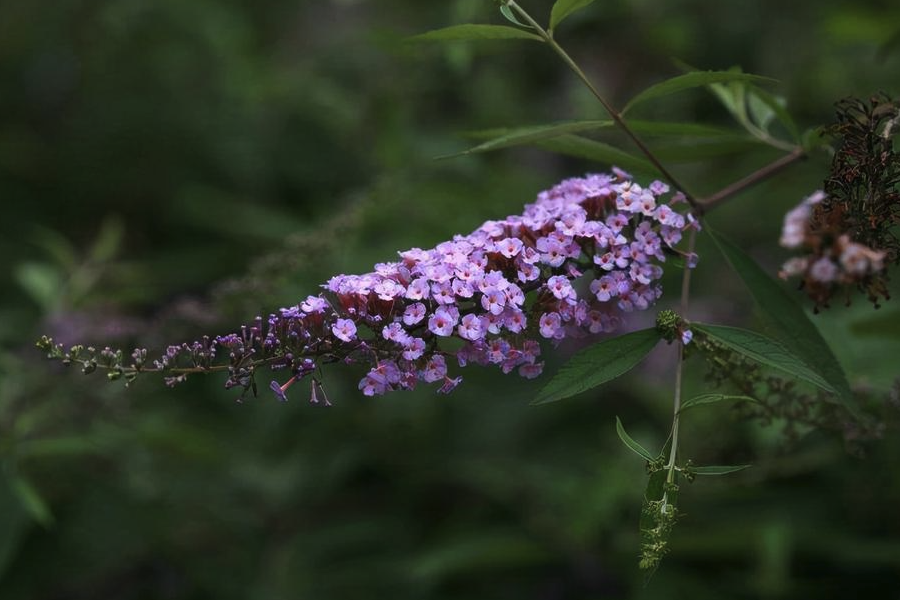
{"left": 156, "top": 170, "right": 697, "bottom": 401}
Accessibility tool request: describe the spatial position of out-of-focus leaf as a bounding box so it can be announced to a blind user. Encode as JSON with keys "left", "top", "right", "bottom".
{"left": 706, "top": 228, "right": 859, "bottom": 418}
{"left": 615, "top": 417, "right": 656, "bottom": 461}
{"left": 410, "top": 532, "right": 550, "bottom": 582}
{"left": 850, "top": 307, "right": 900, "bottom": 339}
{"left": 89, "top": 216, "right": 125, "bottom": 263}
{"left": 692, "top": 465, "right": 752, "bottom": 476}
{"left": 679, "top": 393, "right": 759, "bottom": 413}
{"left": 443, "top": 120, "right": 612, "bottom": 158}
{"left": 623, "top": 71, "right": 776, "bottom": 114}
{"left": 0, "top": 476, "right": 30, "bottom": 580}
{"left": 549, "top": 0, "right": 595, "bottom": 30}
{"left": 9, "top": 475, "right": 53, "bottom": 528}
{"left": 534, "top": 135, "right": 657, "bottom": 174}
{"left": 463, "top": 120, "right": 737, "bottom": 144}
{"left": 692, "top": 323, "right": 834, "bottom": 393}
{"left": 16, "top": 436, "right": 101, "bottom": 459}
{"left": 747, "top": 91, "right": 776, "bottom": 131}
{"left": 747, "top": 85, "right": 800, "bottom": 141}
{"left": 533, "top": 328, "right": 661, "bottom": 404}
{"left": 409, "top": 24, "right": 543, "bottom": 43}
{"left": 651, "top": 136, "right": 764, "bottom": 161}
{"left": 14, "top": 262, "right": 61, "bottom": 311}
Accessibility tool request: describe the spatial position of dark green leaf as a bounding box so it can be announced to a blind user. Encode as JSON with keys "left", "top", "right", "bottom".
{"left": 535, "top": 135, "right": 658, "bottom": 174}
{"left": 651, "top": 136, "right": 764, "bottom": 162}
{"left": 692, "top": 323, "right": 834, "bottom": 393}
{"left": 615, "top": 417, "right": 656, "bottom": 461}
{"left": 626, "top": 120, "right": 739, "bottom": 137}
{"left": 706, "top": 228, "right": 859, "bottom": 418}
{"left": 10, "top": 476, "right": 53, "bottom": 527}
{"left": 409, "top": 24, "right": 544, "bottom": 43}
{"left": 850, "top": 307, "right": 900, "bottom": 339}
{"left": 623, "top": 71, "right": 776, "bottom": 114}
{"left": 533, "top": 328, "right": 661, "bottom": 404}
{"left": 692, "top": 464, "right": 752, "bottom": 476}
{"left": 679, "top": 393, "right": 759, "bottom": 413}
{"left": 441, "top": 120, "right": 612, "bottom": 158}
{"left": 550, "top": 0, "right": 596, "bottom": 30}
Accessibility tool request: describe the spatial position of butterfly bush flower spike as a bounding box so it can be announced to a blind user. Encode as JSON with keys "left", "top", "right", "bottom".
{"left": 43, "top": 171, "right": 696, "bottom": 401}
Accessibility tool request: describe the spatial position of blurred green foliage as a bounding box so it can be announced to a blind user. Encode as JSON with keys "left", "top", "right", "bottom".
{"left": 1, "top": 0, "right": 899, "bottom": 598}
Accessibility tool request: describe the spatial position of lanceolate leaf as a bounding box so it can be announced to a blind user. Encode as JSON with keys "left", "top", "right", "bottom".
{"left": 706, "top": 228, "right": 859, "bottom": 418}
{"left": 499, "top": 4, "right": 531, "bottom": 29}
{"left": 533, "top": 328, "right": 661, "bottom": 404}
{"left": 535, "top": 135, "right": 657, "bottom": 174}
{"left": 692, "top": 465, "right": 752, "bottom": 476}
{"left": 550, "top": 0, "right": 596, "bottom": 30}
{"left": 692, "top": 323, "right": 835, "bottom": 393}
{"left": 622, "top": 71, "right": 776, "bottom": 114}
{"left": 409, "top": 24, "right": 544, "bottom": 43}
{"left": 9, "top": 476, "right": 53, "bottom": 527}
{"left": 678, "top": 393, "right": 758, "bottom": 413}
{"left": 615, "top": 417, "right": 656, "bottom": 461}
{"left": 747, "top": 85, "right": 800, "bottom": 141}
{"left": 441, "top": 120, "right": 612, "bottom": 158}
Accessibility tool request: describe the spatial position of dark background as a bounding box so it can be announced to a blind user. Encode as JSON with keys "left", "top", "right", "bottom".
{"left": 1, "top": 1, "right": 899, "bottom": 598}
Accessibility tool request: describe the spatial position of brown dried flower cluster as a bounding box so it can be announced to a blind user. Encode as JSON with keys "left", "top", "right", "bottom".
{"left": 779, "top": 94, "right": 900, "bottom": 309}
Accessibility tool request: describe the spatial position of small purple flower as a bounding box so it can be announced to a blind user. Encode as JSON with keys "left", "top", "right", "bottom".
{"left": 301, "top": 295, "right": 329, "bottom": 314}
{"left": 382, "top": 322, "right": 409, "bottom": 345}
{"left": 458, "top": 313, "right": 485, "bottom": 341}
{"left": 497, "top": 237, "right": 524, "bottom": 258}
{"left": 546, "top": 275, "right": 576, "bottom": 302}
{"left": 332, "top": 318, "right": 357, "bottom": 343}
{"left": 402, "top": 337, "right": 426, "bottom": 360}
{"left": 422, "top": 355, "right": 448, "bottom": 383}
{"left": 438, "top": 375, "right": 463, "bottom": 394}
{"left": 403, "top": 302, "right": 427, "bottom": 326}
{"left": 480, "top": 287, "right": 507, "bottom": 315}
{"left": 428, "top": 306, "right": 458, "bottom": 337}
{"left": 539, "top": 312, "right": 562, "bottom": 339}
{"left": 270, "top": 380, "right": 289, "bottom": 402}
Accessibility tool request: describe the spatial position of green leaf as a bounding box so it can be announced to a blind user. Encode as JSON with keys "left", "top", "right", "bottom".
{"left": 623, "top": 71, "right": 776, "bottom": 114}
{"left": 615, "top": 417, "right": 656, "bottom": 461}
{"left": 463, "top": 120, "right": 736, "bottom": 144}
{"left": 679, "top": 393, "right": 759, "bottom": 413}
{"left": 692, "top": 323, "right": 835, "bottom": 393}
{"left": 626, "top": 120, "right": 739, "bottom": 137}
{"left": 746, "top": 85, "right": 800, "bottom": 141}
{"left": 650, "top": 136, "right": 764, "bottom": 162}
{"left": 849, "top": 307, "right": 900, "bottom": 339}
{"left": 9, "top": 476, "right": 53, "bottom": 527}
{"left": 499, "top": 4, "right": 531, "bottom": 29}
{"left": 706, "top": 228, "right": 859, "bottom": 418}
{"left": 534, "top": 135, "right": 658, "bottom": 174}
{"left": 550, "top": 0, "right": 596, "bottom": 30}
{"left": 409, "top": 24, "right": 544, "bottom": 43}
{"left": 692, "top": 464, "right": 752, "bottom": 476}
{"left": 443, "top": 120, "right": 612, "bottom": 158}
{"left": 533, "top": 328, "right": 661, "bottom": 404}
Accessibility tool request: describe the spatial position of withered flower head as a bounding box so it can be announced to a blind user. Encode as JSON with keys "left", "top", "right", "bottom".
{"left": 779, "top": 94, "right": 900, "bottom": 309}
